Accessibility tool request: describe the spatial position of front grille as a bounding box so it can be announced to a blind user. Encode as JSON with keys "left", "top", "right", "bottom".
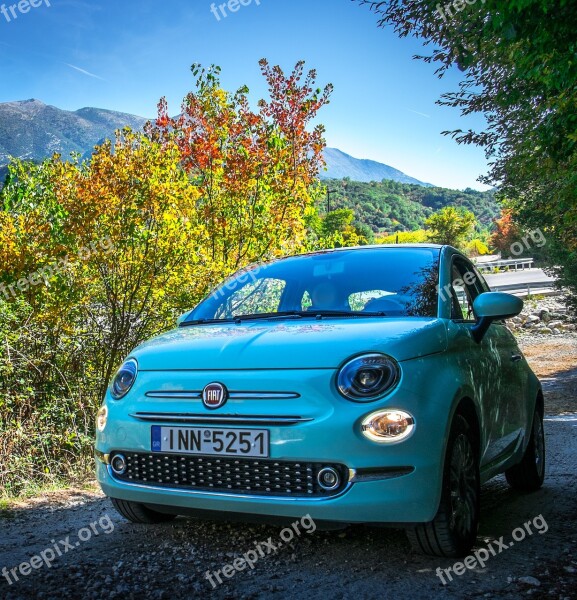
{"left": 110, "top": 452, "right": 348, "bottom": 497}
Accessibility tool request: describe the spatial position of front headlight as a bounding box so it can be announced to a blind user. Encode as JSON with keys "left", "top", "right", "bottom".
{"left": 110, "top": 358, "right": 138, "bottom": 399}
{"left": 361, "top": 410, "right": 415, "bottom": 443}
{"left": 337, "top": 353, "right": 399, "bottom": 401}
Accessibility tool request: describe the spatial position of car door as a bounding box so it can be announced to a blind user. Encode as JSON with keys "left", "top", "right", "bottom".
{"left": 447, "top": 257, "right": 525, "bottom": 466}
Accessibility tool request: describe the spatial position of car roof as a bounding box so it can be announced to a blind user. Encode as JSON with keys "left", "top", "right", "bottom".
{"left": 237, "top": 244, "right": 455, "bottom": 272}
{"left": 295, "top": 243, "right": 446, "bottom": 257}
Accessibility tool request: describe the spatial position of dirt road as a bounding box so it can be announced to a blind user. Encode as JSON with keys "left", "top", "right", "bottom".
{"left": 1, "top": 336, "right": 576, "bottom": 600}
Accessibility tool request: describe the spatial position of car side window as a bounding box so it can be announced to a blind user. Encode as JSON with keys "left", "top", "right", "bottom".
{"left": 450, "top": 260, "right": 483, "bottom": 322}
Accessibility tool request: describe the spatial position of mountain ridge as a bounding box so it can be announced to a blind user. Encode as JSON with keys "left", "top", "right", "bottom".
{"left": 322, "top": 147, "right": 432, "bottom": 186}
{"left": 0, "top": 99, "right": 432, "bottom": 187}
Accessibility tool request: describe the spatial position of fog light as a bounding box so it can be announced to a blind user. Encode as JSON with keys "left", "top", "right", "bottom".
{"left": 361, "top": 410, "right": 415, "bottom": 443}
{"left": 96, "top": 405, "right": 108, "bottom": 432}
{"left": 317, "top": 467, "right": 341, "bottom": 491}
{"left": 110, "top": 454, "right": 127, "bottom": 475}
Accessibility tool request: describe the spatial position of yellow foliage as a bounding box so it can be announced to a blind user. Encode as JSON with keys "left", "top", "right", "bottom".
{"left": 465, "top": 239, "right": 491, "bottom": 257}
{"left": 376, "top": 230, "right": 428, "bottom": 244}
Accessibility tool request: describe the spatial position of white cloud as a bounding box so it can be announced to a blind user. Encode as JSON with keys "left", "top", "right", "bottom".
{"left": 65, "top": 63, "right": 105, "bottom": 81}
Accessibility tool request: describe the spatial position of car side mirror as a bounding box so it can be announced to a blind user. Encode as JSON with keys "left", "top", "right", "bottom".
{"left": 471, "top": 292, "right": 523, "bottom": 343}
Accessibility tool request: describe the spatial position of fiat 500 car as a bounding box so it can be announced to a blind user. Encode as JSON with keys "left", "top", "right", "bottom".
{"left": 95, "top": 245, "right": 545, "bottom": 557}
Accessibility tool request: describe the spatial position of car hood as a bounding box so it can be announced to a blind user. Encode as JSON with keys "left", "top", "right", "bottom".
{"left": 132, "top": 318, "right": 447, "bottom": 370}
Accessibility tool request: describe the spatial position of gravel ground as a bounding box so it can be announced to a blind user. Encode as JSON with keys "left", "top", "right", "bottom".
{"left": 1, "top": 335, "right": 576, "bottom": 600}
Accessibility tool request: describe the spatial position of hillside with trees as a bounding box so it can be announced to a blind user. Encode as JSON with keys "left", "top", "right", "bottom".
{"left": 320, "top": 178, "right": 498, "bottom": 235}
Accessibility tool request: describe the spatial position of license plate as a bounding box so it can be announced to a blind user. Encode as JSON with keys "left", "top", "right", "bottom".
{"left": 151, "top": 426, "right": 269, "bottom": 458}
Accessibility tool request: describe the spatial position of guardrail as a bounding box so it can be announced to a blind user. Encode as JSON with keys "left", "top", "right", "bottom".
{"left": 476, "top": 258, "right": 534, "bottom": 272}
{"left": 489, "top": 281, "right": 558, "bottom": 297}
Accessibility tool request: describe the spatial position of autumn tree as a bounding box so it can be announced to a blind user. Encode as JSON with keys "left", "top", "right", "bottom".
{"left": 488, "top": 209, "right": 521, "bottom": 257}
{"left": 146, "top": 60, "right": 333, "bottom": 277}
{"left": 48, "top": 130, "right": 209, "bottom": 394}
{"left": 0, "top": 132, "right": 209, "bottom": 490}
{"left": 425, "top": 206, "right": 476, "bottom": 248}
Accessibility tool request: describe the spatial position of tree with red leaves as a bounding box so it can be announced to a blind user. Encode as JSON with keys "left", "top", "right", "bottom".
{"left": 146, "top": 60, "right": 333, "bottom": 280}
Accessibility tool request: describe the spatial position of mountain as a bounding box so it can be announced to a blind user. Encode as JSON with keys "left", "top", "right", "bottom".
{"left": 0, "top": 99, "right": 148, "bottom": 171}
{"left": 0, "top": 100, "right": 431, "bottom": 188}
{"left": 321, "top": 147, "right": 432, "bottom": 187}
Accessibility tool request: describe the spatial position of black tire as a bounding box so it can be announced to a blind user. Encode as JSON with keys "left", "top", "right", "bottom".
{"left": 407, "top": 414, "right": 480, "bottom": 557}
{"left": 110, "top": 498, "right": 177, "bottom": 524}
{"left": 505, "top": 405, "right": 545, "bottom": 491}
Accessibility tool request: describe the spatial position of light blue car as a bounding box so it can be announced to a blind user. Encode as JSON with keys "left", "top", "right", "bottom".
{"left": 95, "top": 245, "right": 545, "bottom": 557}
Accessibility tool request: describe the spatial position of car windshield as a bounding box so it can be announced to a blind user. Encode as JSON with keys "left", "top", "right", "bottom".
{"left": 184, "top": 247, "right": 440, "bottom": 324}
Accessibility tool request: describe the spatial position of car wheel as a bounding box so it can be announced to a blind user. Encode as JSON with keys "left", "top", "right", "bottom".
{"left": 407, "top": 414, "right": 479, "bottom": 557}
{"left": 110, "top": 498, "right": 178, "bottom": 524}
{"left": 505, "top": 405, "right": 545, "bottom": 491}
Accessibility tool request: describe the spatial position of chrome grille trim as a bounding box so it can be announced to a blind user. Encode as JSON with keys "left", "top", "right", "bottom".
{"left": 130, "top": 413, "right": 312, "bottom": 425}
{"left": 145, "top": 391, "right": 300, "bottom": 400}
{"left": 146, "top": 391, "right": 201, "bottom": 399}
{"left": 348, "top": 467, "right": 414, "bottom": 482}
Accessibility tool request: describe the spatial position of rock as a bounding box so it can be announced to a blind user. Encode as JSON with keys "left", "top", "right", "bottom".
{"left": 549, "top": 312, "right": 567, "bottom": 320}
{"left": 539, "top": 310, "right": 550, "bottom": 322}
{"left": 526, "top": 315, "right": 540, "bottom": 324}
{"left": 538, "top": 328, "right": 553, "bottom": 334}
{"left": 518, "top": 576, "right": 541, "bottom": 587}
{"left": 551, "top": 328, "right": 561, "bottom": 335}
{"left": 548, "top": 320, "right": 564, "bottom": 329}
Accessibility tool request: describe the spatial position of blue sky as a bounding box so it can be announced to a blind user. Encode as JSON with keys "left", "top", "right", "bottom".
{"left": 0, "top": 0, "right": 491, "bottom": 190}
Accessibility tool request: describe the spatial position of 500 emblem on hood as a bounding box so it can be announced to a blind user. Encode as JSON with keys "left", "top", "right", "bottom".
{"left": 202, "top": 382, "right": 228, "bottom": 409}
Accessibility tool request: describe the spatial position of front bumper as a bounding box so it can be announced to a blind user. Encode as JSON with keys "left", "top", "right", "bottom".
{"left": 97, "top": 455, "right": 436, "bottom": 523}
{"left": 96, "top": 362, "right": 451, "bottom": 524}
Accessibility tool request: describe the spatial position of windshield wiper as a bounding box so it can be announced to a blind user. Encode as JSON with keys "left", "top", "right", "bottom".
{"left": 304, "top": 310, "right": 388, "bottom": 318}
{"left": 232, "top": 311, "right": 305, "bottom": 322}
{"left": 179, "top": 318, "right": 236, "bottom": 327}
{"left": 181, "top": 310, "right": 389, "bottom": 326}
{"left": 232, "top": 310, "right": 388, "bottom": 321}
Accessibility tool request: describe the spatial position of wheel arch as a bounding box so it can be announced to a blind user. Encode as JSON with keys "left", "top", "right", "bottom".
{"left": 452, "top": 396, "right": 482, "bottom": 459}
{"left": 535, "top": 388, "right": 544, "bottom": 417}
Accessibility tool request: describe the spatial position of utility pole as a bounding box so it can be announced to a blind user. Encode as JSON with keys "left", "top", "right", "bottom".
{"left": 326, "top": 189, "right": 337, "bottom": 213}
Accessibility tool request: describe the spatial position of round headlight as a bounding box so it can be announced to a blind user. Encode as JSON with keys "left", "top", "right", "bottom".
{"left": 361, "top": 410, "right": 415, "bottom": 443}
{"left": 337, "top": 353, "right": 399, "bottom": 401}
{"left": 110, "top": 358, "right": 138, "bottom": 399}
